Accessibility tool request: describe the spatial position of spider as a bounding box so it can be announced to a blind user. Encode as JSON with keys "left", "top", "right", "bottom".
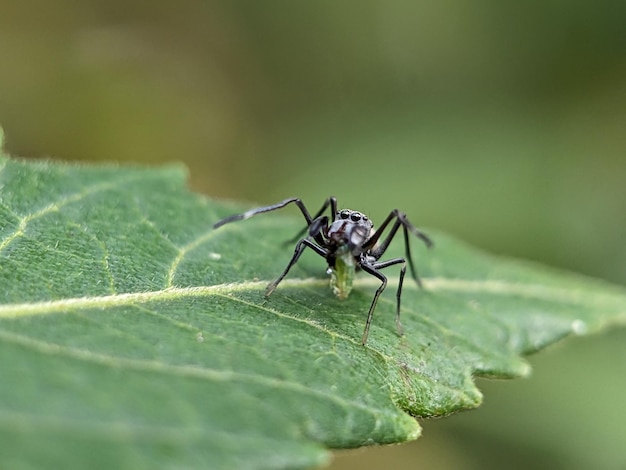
{"left": 213, "top": 197, "right": 433, "bottom": 345}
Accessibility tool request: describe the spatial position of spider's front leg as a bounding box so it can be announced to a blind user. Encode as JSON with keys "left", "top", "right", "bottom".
{"left": 284, "top": 196, "right": 337, "bottom": 245}
{"left": 265, "top": 238, "right": 330, "bottom": 296}
{"left": 213, "top": 197, "right": 316, "bottom": 229}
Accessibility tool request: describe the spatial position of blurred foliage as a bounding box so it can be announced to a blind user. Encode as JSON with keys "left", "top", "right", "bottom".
{"left": 1, "top": 1, "right": 625, "bottom": 468}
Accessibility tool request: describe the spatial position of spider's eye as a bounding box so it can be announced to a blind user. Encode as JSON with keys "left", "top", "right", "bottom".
{"left": 350, "top": 212, "right": 361, "bottom": 222}
{"left": 340, "top": 210, "right": 350, "bottom": 219}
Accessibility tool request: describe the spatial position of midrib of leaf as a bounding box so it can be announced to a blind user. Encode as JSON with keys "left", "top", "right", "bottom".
{"left": 2, "top": 277, "right": 623, "bottom": 320}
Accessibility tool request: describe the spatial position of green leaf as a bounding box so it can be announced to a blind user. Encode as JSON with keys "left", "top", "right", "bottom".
{"left": 1, "top": 152, "right": 625, "bottom": 469}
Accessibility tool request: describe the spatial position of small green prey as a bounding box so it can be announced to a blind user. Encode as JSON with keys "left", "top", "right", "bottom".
{"left": 213, "top": 197, "right": 433, "bottom": 344}
{"left": 329, "top": 244, "right": 356, "bottom": 300}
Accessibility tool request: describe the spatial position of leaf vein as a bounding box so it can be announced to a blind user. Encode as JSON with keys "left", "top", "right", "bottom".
{"left": 0, "top": 329, "right": 405, "bottom": 420}
{"left": 0, "top": 173, "right": 149, "bottom": 252}
{"left": 166, "top": 229, "right": 223, "bottom": 287}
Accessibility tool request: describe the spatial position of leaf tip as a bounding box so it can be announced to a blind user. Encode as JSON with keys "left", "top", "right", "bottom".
{"left": 405, "top": 421, "right": 422, "bottom": 441}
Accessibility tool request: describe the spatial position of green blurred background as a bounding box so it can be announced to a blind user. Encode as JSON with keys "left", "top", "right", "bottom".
{"left": 1, "top": 1, "right": 625, "bottom": 468}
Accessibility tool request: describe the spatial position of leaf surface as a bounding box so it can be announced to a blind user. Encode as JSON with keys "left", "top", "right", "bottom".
{"left": 1, "top": 149, "right": 625, "bottom": 469}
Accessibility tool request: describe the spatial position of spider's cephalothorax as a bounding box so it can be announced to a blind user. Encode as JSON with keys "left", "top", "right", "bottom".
{"left": 325, "top": 209, "right": 374, "bottom": 300}
{"left": 213, "top": 197, "right": 433, "bottom": 345}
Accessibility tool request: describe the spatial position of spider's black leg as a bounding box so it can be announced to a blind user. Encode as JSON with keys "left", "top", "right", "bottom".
{"left": 284, "top": 196, "right": 337, "bottom": 244}
{"left": 397, "top": 212, "right": 432, "bottom": 286}
{"left": 396, "top": 211, "right": 433, "bottom": 248}
{"left": 265, "top": 238, "right": 330, "bottom": 296}
{"left": 401, "top": 224, "right": 419, "bottom": 287}
{"left": 360, "top": 257, "right": 406, "bottom": 345}
{"left": 372, "top": 257, "right": 407, "bottom": 337}
{"left": 363, "top": 212, "right": 409, "bottom": 283}
{"left": 363, "top": 210, "right": 432, "bottom": 287}
{"left": 307, "top": 215, "right": 330, "bottom": 247}
{"left": 360, "top": 210, "right": 401, "bottom": 262}
{"left": 213, "top": 197, "right": 315, "bottom": 229}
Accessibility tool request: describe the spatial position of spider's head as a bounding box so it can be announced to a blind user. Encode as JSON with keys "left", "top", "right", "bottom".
{"left": 327, "top": 209, "right": 374, "bottom": 252}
